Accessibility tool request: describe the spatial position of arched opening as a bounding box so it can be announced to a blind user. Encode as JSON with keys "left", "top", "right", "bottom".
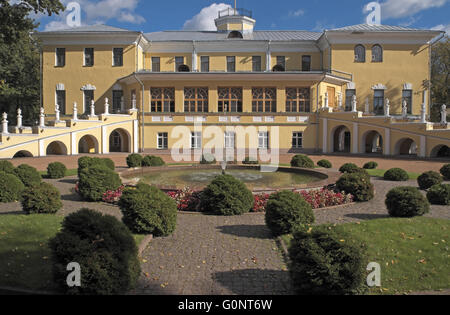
{"left": 395, "top": 138, "right": 417, "bottom": 156}
{"left": 109, "top": 128, "right": 131, "bottom": 153}
{"left": 363, "top": 130, "right": 383, "bottom": 154}
{"left": 228, "top": 31, "right": 243, "bottom": 39}
{"left": 13, "top": 150, "right": 33, "bottom": 158}
{"left": 333, "top": 125, "right": 351, "bottom": 153}
{"left": 46, "top": 141, "right": 68, "bottom": 156}
{"left": 78, "top": 135, "right": 99, "bottom": 154}
{"left": 272, "top": 65, "right": 285, "bottom": 72}
{"left": 177, "top": 64, "right": 190, "bottom": 72}
{"left": 430, "top": 145, "right": 450, "bottom": 158}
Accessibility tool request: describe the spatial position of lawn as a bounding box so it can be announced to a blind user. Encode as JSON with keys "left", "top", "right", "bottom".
{"left": 281, "top": 217, "right": 450, "bottom": 295}
{"left": 0, "top": 214, "right": 146, "bottom": 293}
{"left": 366, "top": 169, "right": 421, "bottom": 180}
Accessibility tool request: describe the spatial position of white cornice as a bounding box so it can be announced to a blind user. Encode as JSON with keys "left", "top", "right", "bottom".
{"left": 325, "top": 32, "right": 439, "bottom": 45}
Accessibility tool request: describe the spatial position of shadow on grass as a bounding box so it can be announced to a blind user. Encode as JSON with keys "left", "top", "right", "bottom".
{"left": 216, "top": 225, "right": 273, "bottom": 240}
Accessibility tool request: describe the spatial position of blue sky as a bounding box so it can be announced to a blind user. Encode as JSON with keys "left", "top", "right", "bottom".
{"left": 36, "top": 0, "right": 450, "bottom": 34}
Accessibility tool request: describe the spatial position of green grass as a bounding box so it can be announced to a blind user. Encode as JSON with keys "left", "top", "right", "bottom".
{"left": 366, "top": 169, "right": 421, "bottom": 180}
{"left": 39, "top": 169, "right": 78, "bottom": 178}
{"left": 0, "top": 214, "right": 147, "bottom": 292}
{"left": 281, "top": 217, "right": 450, "bottom": 295}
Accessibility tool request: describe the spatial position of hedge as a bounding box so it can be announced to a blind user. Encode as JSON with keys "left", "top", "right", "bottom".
{"left": 0, "top": 160, "right": 15, "bottom": 174}
{"left": 126, "top": 154, "right": 143, "bottom": 168}
{"left": 78, "top": 165, "right": 122, "bottom": 202}
{"left": 317, "top": 160, "right": 332, "bottom": 169}
{"left": 290, "top": 155, "right": 314, "bottom": 168}
{"left": 417, "top": 171, "right": 443, "bottom": 190}
{"left": 21, "top": 182, "right": 62, "bottom": 214}
{"left": 384, "top": 168, "right": 409, "bottom": 182}
{"left": 336, "top": 173, "right": 374, "bottom": 202}
{"left": 14, "top": 164, "right": 41, "bottom": 187}
{"left": 0, "top": 171, "right": 25, "bottom": 203}
{"left": 142, "top": 155, "right": 165, "bottom": 167}
{"left": 426, "top": 184, "right": 450, "bottom": 205}
{"left": 385, "top": 187, "right": 430, "bottom": 217}
{"left": 47, "top": 162, "right": 67, "bottom": 179}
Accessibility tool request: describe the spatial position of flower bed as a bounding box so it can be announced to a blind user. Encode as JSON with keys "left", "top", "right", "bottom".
{"left": 102, "top": 185, "right": 125, "bottom": 205}
{"left": 166, "top": 187, "right": 201, "bottom": 212}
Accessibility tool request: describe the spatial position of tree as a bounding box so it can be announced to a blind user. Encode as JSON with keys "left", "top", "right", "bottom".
{"left": 0, "top": 1, "right": 64, "bottom": 125}
{"left": 430, "top": 37, "right": 450, "bottom": 122}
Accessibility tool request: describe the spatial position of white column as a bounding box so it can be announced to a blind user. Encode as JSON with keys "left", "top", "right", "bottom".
{"left": 192, "top": 44, "right": 197, "bottom": 72}
{"left": 322, "top": 118, "right": 328, "bottom": 154}
{"left": 73, "top": 102, "right": 78, "bottom": 120}
{"left": 71, "top": 132, "right": 77, "bottom": 155}
{"left": 38, "top": 139, "right": 45, "bottom": 157}
{"left": 352, "top": 123, "right": 359, "bottom": 154}
{"left": 265, "top": 44, "right": 271, "bottom": 72}
{"left": 1, "top": 112, "right": 9, "bottom": 134}
{"left": 102, "top": 126, "right": 108, "bottom": 154}
{"left": 384, "top": 128, "right": 391, "bottom": 156}
{"left": 133, "top": 120, "right": 139, "bottom": 153}
{"left": 419, "top": 136, "right": 426, "bottom": 158}
{"left": 17, "top": 108, "right": 23, "bottom": 128}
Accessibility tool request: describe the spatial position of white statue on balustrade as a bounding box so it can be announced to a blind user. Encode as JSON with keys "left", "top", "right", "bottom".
{"left": 384, "top": 98, "right": 390, "bottom": 117}
{"left": 324, "top": 92, "right": 329, "bottom": 108}
{"left": 420, "top": 102, "right": 427, "bottom": 123}
{"left": 104, "top": 98, "right": 109, "bottom": 115}
{"left": 16, "top": 108, "right": 23, "bottom": 128}
{"left": 2, "top": 112, "right": 9, "bottom": 134}
{"left": 402, "top": 100, "right": 408, "bottom": 119}
{"left": 39, "top": 107, "right": 45, "bottom": 127}
{"left": 89, "top": 100, "right": 97, "bottom": 118}
{"left": 73, "top": 102, "right": 78, "bottom": 120}
{"left": 55, "top": 103, "right": 61, "bottom": 121}
{"left": 442, "top": 104, "right": 448, "bottom": 125}
{"left": 338, "top": 92, "right": 343, "bottom": 110}
{"left": 364, "top": 97, "right": 370, "bottom": 114}
{"left": 351, "top": 95, "right": 357, "bottom": 112}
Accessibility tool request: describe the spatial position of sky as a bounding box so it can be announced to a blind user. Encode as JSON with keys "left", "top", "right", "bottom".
{"left": 35, "top": 0, "right": 450, "bottom": 34}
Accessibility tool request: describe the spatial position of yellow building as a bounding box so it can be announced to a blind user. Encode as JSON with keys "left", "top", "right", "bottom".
{"left": 1, "top": 8, "right": 449, "bottom": 160}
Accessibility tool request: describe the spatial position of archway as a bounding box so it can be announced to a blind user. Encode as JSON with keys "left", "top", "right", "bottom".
{"left": 78, "top": 135, "right": 99, "bottom": 154}
{"left": 395, "top": 138, "right": 417, "bottom": 156}
{"left": 109, "top": 128, "right": 131, "bottom": 153}
{"left": 13, "top": 150, "right": 33, "bottom": 158}
{"left": 363, "top": 130, "right": 383, "bottom": 154}
{"left": 430, "top": 145, "right": 450, "bottom": 158}
{"left": 46, "top": 141, "right": 68, "bottom": 156}
{"left": 333, "top": 125, "right": 351, "bottom": 153}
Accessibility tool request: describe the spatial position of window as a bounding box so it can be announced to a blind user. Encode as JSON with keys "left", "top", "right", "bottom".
{"left": 286, "top": 88, "right": 310, "bottom": 112}
{"left": 276, "top": 56, "right": 286, "bottom": 70}
{"left": 201, "top": 56, "right": 209, "bottom": 72}
{"left": 184, "top": 87, "right": 208, "bottom": 112}
{"left": 112, "top": 90, "right": 123, "bottom": 113}
{"left": 175, "top": 56, "right": 184, "bottom": 72}
{"left": 113, "top": 48, "right": 123, "bottom": 66}
{"left": 292, "top": 132, "right": 303, "bottom": 149}
{"left": 228, "top": 31, "right": 243, "bottom": 39}
{"left": 252, "top": 56, "right": 262, "bottom": 72}
{"left": 354, "top": 45, "right": 365, "bottom": 62}
{"left": 56, "top": 90, "right": 66, "bottom": 115}
{"left": 152, "top": 57, "right": 160, "bottom": 72}
{"left": 56, "top": 48, "right": 65, "bottom": 67}
{"left": 372, "top": 44, "right": 383, "bottom": 62}
{"left": 157, "top": 133, "right": 168, "bottom": 149}
{"left": 258, "top": 132, "right": 269, "bottom": 149}
{"left": 302, "top": 55, "right": 311, "bottom": 71}
{"left": 84, "top": 48, "right": 94, "bottom": 67}
{"left": 227, "top": 56, "right": 236, "bottom": 72}
{"left": 402, "top": 89, "right": 413, "bottom": 114}
{"left": 373, "top": 90, "right": 385, "bottom": 115}
{"left": 191, "top": 132, "right": 202, "bottom": 149}
{"left": 83, "top": 90, "right": 94, "bottom": 114}
{"left": 151, "top": 88, "right": 175, "bottom": 112}
{"left": 345, "top": 89, "right": 356, "bottom": 111}
{"left": 218, "top": 87, "right": 242, "bottom": 112}
{"left": 224, "top": 131, "right": 235, "bottom": 149}
{"left": 252, "top": 87, "right": 276, "bottom": 113}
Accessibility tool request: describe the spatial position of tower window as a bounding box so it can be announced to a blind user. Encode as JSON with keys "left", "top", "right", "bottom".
{"left": 228, "top": 31, "right": 243, "bottom": 39}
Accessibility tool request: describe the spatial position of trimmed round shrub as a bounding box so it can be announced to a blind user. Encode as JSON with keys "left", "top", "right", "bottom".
{"left": 440, "top": 164, "right": 450, "bottom": 180}
{"left": 336, "top": 173, "right": 374, "bottom": 202}
{"left": 288, "top": 225, "right": 367, "bottom": 295}
{"left": 142, "top": 155, "right": 165, "bottom": 167}
{"left": 47, "top": 162, "right": 67, "bottom": 179}
{"left": 384, "top": 168, "right": 409, "bottom": 181}
{"left": 317, "top": 159, "right": 332, "bottom": 168}
{"left": 49, "top": 209, "right": 141, "bottom": 295}
{"left": 199, "top": 174, "right": 254, "bottom": 216}
{"left": 0, "top": 171, "right": 25, "bottom": 203}
{"left": 126, "top": 154, "right": 143, "bottom": 168}
{"left": 339, "top": 163, "right": 359, "bottom": 173}
{"left": 363, "top": 161, "right": 378, "bottom": 170}
{"left": 101, "top": 158, "right": 115, "bottom": 171}
{"left": 21, "top": 182, "right": 62, "bottom": 214}
{"left": 78, "top": 165, "right": 122, "bottom": 202}
{"left": 0, "top": 160, "right": 15, "bottom": 174}
{"left": 200, "top": 154, "right": 216, "bottom": 165}
{"left": 14, "top": 164, "right": 41, "bottom": 187}
{"left": 242, "top": 157, "right": 259, "bottom": 165}
{"left": 343, "top": 167, "right": 370, "bottom": 181}
{"left": 265, "top": 190, "right": 314, "bottom": 236}
{"left": 417, "top": 171, "right": 443, "bottom": 190}
{"left": 78, "top": 157, "right": 114, "bottom": 177}
{"left": 119, "top": 183, "right": 177, "bottom": 236}
{"left": 290, "top": 155, "right": 314, "bottom": 168}
{"left": 385, "top": 187, "right": 430, "bottom": 217}
{"left": 427, "top": 184, "right": 450, "bottom": 205}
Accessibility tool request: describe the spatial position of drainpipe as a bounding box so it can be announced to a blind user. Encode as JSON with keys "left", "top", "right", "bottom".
{"left": 134, "top": 73, "right": 145, "bottom": 153}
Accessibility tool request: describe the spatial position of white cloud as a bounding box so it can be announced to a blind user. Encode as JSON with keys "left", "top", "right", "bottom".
{"left": 431, "top": 24, "right": 450, "bottom": 35}
{"left": 183, "top": 3, "right": 231, "bottom": 31}
{"left": 288, "top": 9, "right": 305, "bottom": 18}
{"left": 381, "top": 0, "right": 447, "bottom": 19}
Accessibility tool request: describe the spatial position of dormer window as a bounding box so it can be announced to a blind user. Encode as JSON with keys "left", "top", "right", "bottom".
{"left": 372, "top": 44, "right": 383, "bottom": 62}
{"left": 354, "top": 45, "right": 365, "bottom": 63}
{"left": 228, "top": 31, "right": 243, "bottom": 39}
{"left": 178, "top": 64, "right": 190, "bottom": 72}
{"left": 272, "top": 65, "right": 285, "bottom": 72}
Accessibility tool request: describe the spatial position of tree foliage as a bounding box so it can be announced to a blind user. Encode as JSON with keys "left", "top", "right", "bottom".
{"left": 430, "top": 37, "right": 450, "bottom": 122}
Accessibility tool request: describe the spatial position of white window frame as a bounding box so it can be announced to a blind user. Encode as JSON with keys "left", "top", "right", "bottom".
{"left": 258, "top": 131, "right": 269, "bottom": 149}
{"left": 191, "top": 132, "right": 202, "bottom": 149}
{"left": 292, "top": 132, "right": 303, "bottom": 149}
{"left": 224, "top": 131, "right": 235, "bottom": 149}
{"left": 157, "top": 132, "right": 168, "bottom": 150}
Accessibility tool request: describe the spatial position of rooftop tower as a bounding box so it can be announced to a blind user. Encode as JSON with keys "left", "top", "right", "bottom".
{"left": 214, "top": 7, "right": 255, "bottom": 37}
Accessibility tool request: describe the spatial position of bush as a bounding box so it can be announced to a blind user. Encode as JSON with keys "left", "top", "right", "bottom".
{"left": 336, "top": 173, "right": 374, "bottom": 202}
{"left": 78, "top": 165, "right": 122, "bottom": 202}
{"left": 384, "top": 168, "right": 409, "bottom": 181}
{"left": 142, "top": 155, "right": 165, "bottom": 167}
{"left": 49, "top": 209, "right": 141, "bottom": 295}
{"left": 78, "top": 157, "right": 114, "bottom": 177}
{"left": 21, "top": 182, "right": 62, "bottom": 214}
{"left": 344, "top": 167, "right": 370, "bottom": 180}
{"left": 199, "top": 174, "right": 254, "bottom": 216}
{"left": 317, "top": 159, "right": 332, "bottom": 168}
{"left": 385, "top": 187, "right": 430, "bottom": 217}
{"left": 339, "top": 163, "right": 359, "bottom": 173}
{"left": 363, "top": 161, "right": 378, "bottom": 170}
{"left": 47, "top": 162, "right": 67, "bottom": 179}
{"left": 200, "top": 154, "right": 216, "bottom": 165}
{"left": 440, "top": 164, "right": 450, "bottom": 180}
{"left": 288, "top": 225, "right": 367, "bottom": 295}
{"left": 0, "top": 171, "right": 25, "bottom": 203}
{"left": 426, "top": 184, "right": 450, "bottom": 205}
{"left": 417, "top": 171, "right": 443, "bottom": 190}
{"left": 119, "top": 183, "right": 177, "bottom": 236}
{"left": 290, "top": 155, "right": 314, "bottom": 168}
{"left": 265, "top": 190, "right": 314, "bottom": 236}
{"left": 14, "top": 164, "right": 41, "bottom": 187}
{"left": 242, "top": 157, "right": 259, "bottom": 165}
{"left": 126, "top": 154, "right": 143, "bottom": 168}
{"left": 101, "top": 158, "right": 115, "bottom": 171}
{"left": 0, "top": 160, "right": 15, "bottom": 174}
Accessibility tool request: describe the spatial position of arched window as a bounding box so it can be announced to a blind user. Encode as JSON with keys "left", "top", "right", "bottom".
{"left": 272, "top": 64, "right": 285, "bottom": 72}
{"left": 372, "top": 44, "right": 383, "bottom": 62}
{"left": 354, "top": 45, "right": 365, "bottom": 62}
{"left": 228, "top": 31, "right": 243, "bottom": 39}
{"left": 178, "top": 64, "right": 190, "bottom": 72}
